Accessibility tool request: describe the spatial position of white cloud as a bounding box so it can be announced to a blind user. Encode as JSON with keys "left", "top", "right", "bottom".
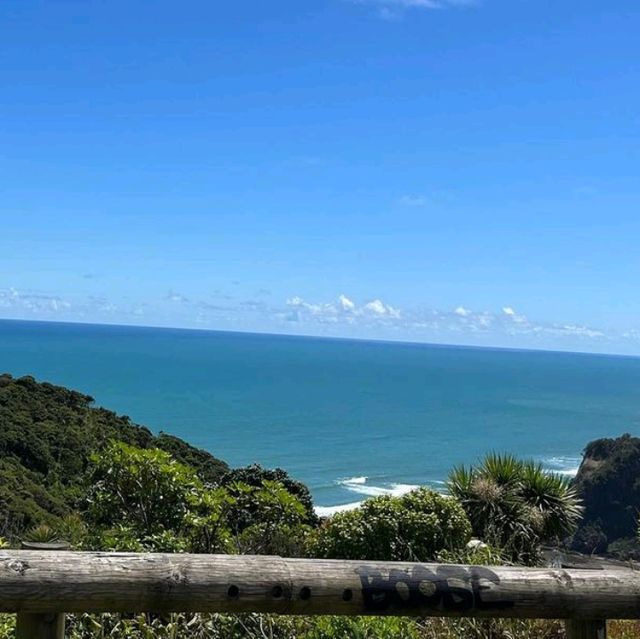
{"left": 286, "top": 296, "right": 338, "bottom": 319}
{"left": 501, "top": 306, "right": 528, "bottom": 327}
{"left": 364, "top": 299, "right": 387, "bottom": 314}
{"left": 0, "top": 287, "right": 72, "bottom": 314}
{"left": 285, "top": 295, "right": 401, "bottom": 325}
{"left": 351, "top": 0, "right": 478, "bottom": 18}
{"left": 278, "top": 294, "right": 623, "bottom": 349}
{"left": 354, "top": 0, "right": 472, "bottom": 8}
{"left": 339, "top": 294, "right": 356, "bottom": 311}
{"left": 363, "top": 299, "right": 401, "bottom": 318}
{"left": 549, "top": 324, "right": 605, "bottom": 339}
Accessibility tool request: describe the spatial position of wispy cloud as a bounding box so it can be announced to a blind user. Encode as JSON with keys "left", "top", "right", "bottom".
{"left": 0, "top": 287, "right": 72, "bottom": 315}
{"left": 165, "top": 289, "right": 190, "bottom": 303}
{"left": 276, "top": 294, "right": 624, "bottom": 350}
{"left": 350, "top": 0, "right": 478, "bottom": 19}
{"left": 0, "top": 286, "right": 636, "bottom": 354}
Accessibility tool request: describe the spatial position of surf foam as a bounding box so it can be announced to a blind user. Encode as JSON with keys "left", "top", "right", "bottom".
{"left": 540, "top": 456, "right": 582, "bottom": 477}
{"left": 339, "top": 476, "right": 420, "bottom": 497}
{"left": 314, "top": 476, "right": 422, "bottom": 516}
{"left": 315, "top": 501, "right": 363, "bottom": 517}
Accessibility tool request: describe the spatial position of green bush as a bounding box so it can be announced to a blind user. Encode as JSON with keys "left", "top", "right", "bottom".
{"left": 85, "top": 442, "right": 205, "bottom": 535}
{"left": 224, "top": 480, "right": 312, "bottom": 555}
{"left": 308, "top": 488, "right": 471, "bottom": 561}
{"left": 220, "top": 464, "right": 318, "bottom": 526}
{"left": 82, "top": 441, "right": 311, "bottom": 555}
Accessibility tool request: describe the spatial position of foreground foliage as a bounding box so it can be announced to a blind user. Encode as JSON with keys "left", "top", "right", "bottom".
{"left": 308, "top": 488, "right": 472, "bottom": 561}
{"left": 31, "top": 441, "right": 312, "bottom": 557}
{"left": 3, "top": 613, "right": 640, "bottom": 639}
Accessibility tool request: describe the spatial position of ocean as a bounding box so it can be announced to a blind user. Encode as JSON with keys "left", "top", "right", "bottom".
{"left": 2, "top": 319, "right": 640, "bottom": 514}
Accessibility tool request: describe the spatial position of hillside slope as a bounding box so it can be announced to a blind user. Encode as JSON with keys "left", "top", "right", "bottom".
{"left": 0, "top": 373, "right": 229, "bottom": 535}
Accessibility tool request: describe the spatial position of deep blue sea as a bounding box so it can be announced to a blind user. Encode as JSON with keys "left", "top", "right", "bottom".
{"left": 2, "top": 319, "right": 640, "bottom": 514}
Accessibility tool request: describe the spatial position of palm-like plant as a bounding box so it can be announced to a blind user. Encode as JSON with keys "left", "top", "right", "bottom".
{"left": 23, "top": 524, "right": 59, "bottom": 544}
{"left": 519, "top": 461, "right": 583, "bottom": 540}
{"left": 447, "top": 454, "right": 583, "bottom": 564}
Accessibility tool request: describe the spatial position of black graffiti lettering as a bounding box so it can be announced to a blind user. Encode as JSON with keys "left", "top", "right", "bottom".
{"left": 470, "top": 567, "right": 514, "bottom": 611}
{"left": 356, "top": 565, "right": 514, "bottom": 613}
{"left": 434, "top": 566, "right": 475, "bottom": 611}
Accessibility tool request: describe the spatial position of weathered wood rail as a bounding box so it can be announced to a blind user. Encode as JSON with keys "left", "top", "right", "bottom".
{"left": 1, "top": 550, "right": 632, "bottom": 638}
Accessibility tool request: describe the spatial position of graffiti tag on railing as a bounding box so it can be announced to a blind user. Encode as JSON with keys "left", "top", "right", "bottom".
{"left": 357, "top": 565, "right": 515, "bottom": 613}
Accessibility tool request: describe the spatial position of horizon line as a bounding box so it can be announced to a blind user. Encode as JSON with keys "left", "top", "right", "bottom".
{"left": 1, "top": 315, "right": 638, "bottom": 361}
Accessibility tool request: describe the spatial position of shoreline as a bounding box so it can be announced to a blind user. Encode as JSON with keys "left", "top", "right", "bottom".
{"left": 314, "top": 462, "right": 581, "bottom": 517}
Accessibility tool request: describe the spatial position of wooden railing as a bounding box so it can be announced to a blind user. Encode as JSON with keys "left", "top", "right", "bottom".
{"left": 2, "top": 548, "right": 633, "bottom": 638}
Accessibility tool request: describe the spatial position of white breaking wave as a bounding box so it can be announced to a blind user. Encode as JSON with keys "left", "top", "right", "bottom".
{"left": 556, "top": 467, "right": 580, "bottom": 476}
{"left": 338, "top": 476, "right": 420, "bottom": 497}
{"left": 342, "top": 482, "right": 420, "bottom": 497}
{"left": 342, "top": 476, "right": 367, "bottom": 485}
{"left": 540, "top": 456, "right": 582, "bottom": 478}
{"left": 315, "top": 501, "right": 363, "bottom": 517}
{"left": 314, "top": 477, "right": 422, "bottom": 517}
{"left": 541, "top": 457, "right": 582, "bottom": 477}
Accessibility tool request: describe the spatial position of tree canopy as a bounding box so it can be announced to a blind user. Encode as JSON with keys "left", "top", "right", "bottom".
{"left": 0, "top": 373, "right": 228, "bottom": 536}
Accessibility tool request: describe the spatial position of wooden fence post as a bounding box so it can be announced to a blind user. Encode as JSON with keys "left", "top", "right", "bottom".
{"left": 16, "top": 541, "right": 70, "bottom": 639}
{"left": 565, "top": 619, "right": 607, "bottom": 639}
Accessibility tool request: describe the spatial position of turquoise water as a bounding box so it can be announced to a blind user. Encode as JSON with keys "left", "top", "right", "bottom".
{"left": 2, "top": 319, "right": 640, "bottom": 513}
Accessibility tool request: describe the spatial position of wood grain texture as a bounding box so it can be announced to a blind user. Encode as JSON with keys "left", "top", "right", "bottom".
{"left": 15, "top": 541, "right": 68, "bottom": 638}
{"left": 1, "top": 551, "right": 640, "bottom": 619}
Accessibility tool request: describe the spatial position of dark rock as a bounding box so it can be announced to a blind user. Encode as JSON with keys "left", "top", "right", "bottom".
{"left": 571, "top": 434, "right": 640, "bottom": 556}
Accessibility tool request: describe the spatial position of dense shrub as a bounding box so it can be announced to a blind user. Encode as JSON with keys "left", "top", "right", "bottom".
{"left": 308, "top": 488, "right": 471, "bottom": 561}
{"left": 81, "top": 441, "right": 310, "bottom": 555}
{"left": 223, "top": 479, "right": 312, "bottom": 555}
{"left": 220, "top": 464, "right": 318, "bottom": 526}
{"left": 85, "top": 442, "right": 205, "bottom": 534}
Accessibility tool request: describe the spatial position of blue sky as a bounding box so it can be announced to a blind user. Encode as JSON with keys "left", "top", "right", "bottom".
{"left": 1, "top": 0, "right": 640, "bottom": 353}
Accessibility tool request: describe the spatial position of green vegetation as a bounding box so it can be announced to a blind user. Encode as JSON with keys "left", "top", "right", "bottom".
{"left": 0, "top": 374, "right": 228, "bottom": 537}
{"left": 26, "top": 440, "right": 310, "bottom": 557}
{"left": 3, "top": 373, "right": 637, "bottom": 639}
{"left": 448, "top": 453, "right": 583, "bottom": 565}
{"left": 220, "top": 463, "right": 318, "bottom": 527}
{"left": 571, "top": 434, "right": 640, "bottom": 558}
{"left": 308, "top": 488, "right": 471, "bottom": 561}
